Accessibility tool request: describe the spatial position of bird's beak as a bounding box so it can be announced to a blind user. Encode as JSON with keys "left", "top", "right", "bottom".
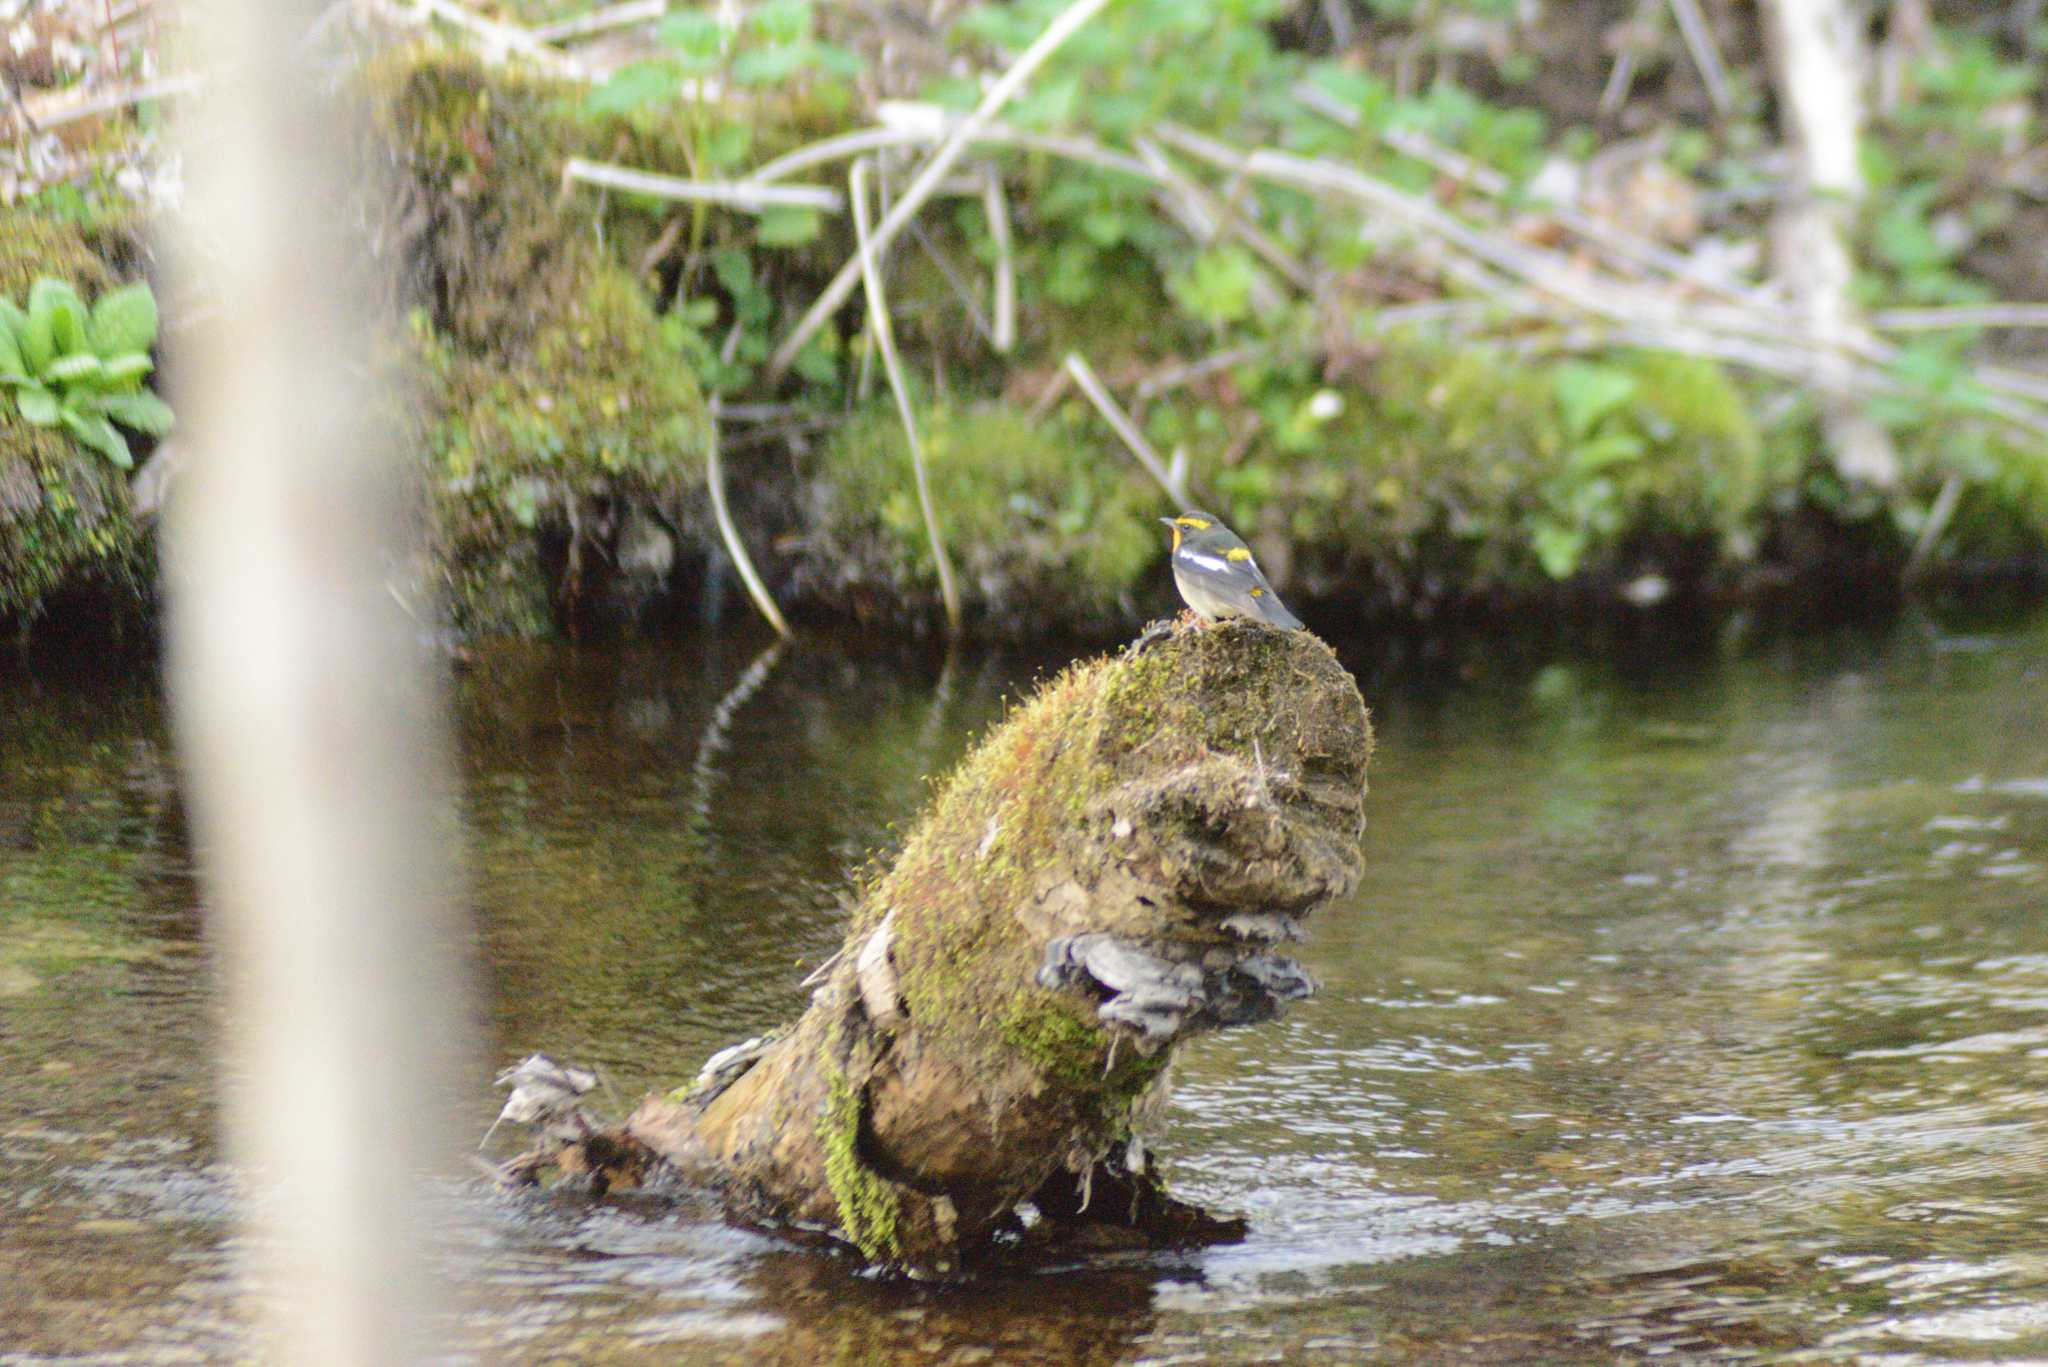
{"left": 1158, "top": 517, "right": 1177, "bottom": 527}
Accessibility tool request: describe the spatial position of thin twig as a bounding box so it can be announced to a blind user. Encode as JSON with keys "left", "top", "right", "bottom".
{"left": 1668, "top": 0, "right": 1733, "bottom": 114}
{"left": 25, "top": 72, "right": 201, "bottom": 131}
{"left": 531, "top": 0, "right": 664, "bottom": 45}
{"left": 744, "top": 119, "right": 1154, "bottom": 188}
{"left": 907, "top": 219, "right": 998, "bottom": 346}
{"left": 766, "top": 0, "right": 1116, "bottom": 381}
{"left": 852, "top": 159, "right": 961, "bottom": 634}
{"left": 705, "top": 401, "right": 792, "bottom": 639}
{"left": 1874, "top": 304, "right": 2048, "bottom": 332}
{"left": 1906, "top": 474, "right": 1963, "bottom": 580}
{"left": 564, "top": 158, "right": 843, "bottom": 212}
{"left": 1064, "top": 352, "right": 1193, "bottom": 508}
{"left": 1134, "top": 344, "right": 1270, "bottom": 400}
{"left": 404, "top": 0, "right": 586, "bottom": 77}
{"left": 982, "top": 167, "right": 1017, "bottom": 354}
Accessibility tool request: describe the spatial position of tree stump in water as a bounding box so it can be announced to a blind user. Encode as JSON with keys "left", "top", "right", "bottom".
{"left": 545, "top": 621, "right": 1372, "bottom": 1272}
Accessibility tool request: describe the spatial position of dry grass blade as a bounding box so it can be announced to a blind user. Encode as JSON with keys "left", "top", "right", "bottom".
{"left": 765, "top": 0, "right": 1116, "bottom": 382}
{"left": 983, "top": 168, "right": 1017, "bottom": 354}
{"left": 706, "top": 403, "right": 793, "bottom": 639}
{"left": 1667, "top": 0, "right": 1733, "bottom": 113}
{"left": 1065, "top": 352, "right": 1193, "bottom": 508}
{"left": 852, "top": 158, "right": 961, "bottom": 635}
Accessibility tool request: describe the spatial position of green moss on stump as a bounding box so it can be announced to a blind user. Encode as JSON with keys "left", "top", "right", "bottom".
{"left": 868, "top": 621, "right": 1368, "bottom": 1114}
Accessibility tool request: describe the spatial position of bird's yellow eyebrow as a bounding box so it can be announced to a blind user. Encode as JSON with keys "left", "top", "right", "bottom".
{"left": 1226, "top": 547, "right": 1252, "bottom": 562}
{"left": 1175, "top": 516, "right": 1212, "bottom": 529}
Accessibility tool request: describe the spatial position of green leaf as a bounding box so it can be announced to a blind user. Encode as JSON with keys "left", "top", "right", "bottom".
{"left": 585, "top": 60, "right": 678, "bottom": 115}
{"left": 1531, "top": 521, "right": 1587, "bottom": 579}
{"left": 792, "top": 333, "right": 838, "bottom": 385}
{"left": 0, "top": 311, "right": 23, "bottom": 381}
{"left": 1167, "top": 246, "right": 1258, "bottom": 330}
{"left": 746, "top": 0, "right": 811, "bottom": 46}
{"left": 95, "top": 390, "right": 175, "bottom": 435}
{"left": 755, "top": 206, "right": 821, "bottom": 247}
{"left": 1568, "top": 430, "right": 1645, "bottom": 472}
{"left": 61, "top": 407, "right": 133, "bottom": 469}
{"left": 657, "top": 10, "right": 726, "bottom": 67}
{"left": 731, "top": 44, "right": 810, "bottom": 85}
{"left": 98, "top": 351, "right": 154, "bottom": 385}
{"left": 29, "top": 278, "right": 88, "bottom": 363}
{"left": 1553, "top": 362, "right": 1637, "bottom": 441}
{"left": 88, "top": 282, "right": 159, "bottom": 357}
{"left": 15, "top": 385, "right": 60, "bottom": 426}
{"left": 703, "top": 120, "right": 752, "bottom": 170}
{"left": 18, "top": 301, "right": 56, "bottom": 374}
{"left": 46, "top": 352, "right": 104, "bottom": 385}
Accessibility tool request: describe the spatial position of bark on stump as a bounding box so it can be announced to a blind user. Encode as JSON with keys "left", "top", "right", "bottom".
{"left": 577, "top": 621, "right": 1371, "bottom": 1271}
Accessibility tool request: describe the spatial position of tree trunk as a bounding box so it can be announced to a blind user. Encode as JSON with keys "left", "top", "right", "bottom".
{"left": 528, "top": 622, "right": 1373, "bottom": 1273}
{"left": 1762, "top": 0, "right": 1901, "bottom": 490}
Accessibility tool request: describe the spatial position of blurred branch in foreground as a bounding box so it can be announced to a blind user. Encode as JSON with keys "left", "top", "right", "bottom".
{"left": 166, "top": 0, "right": 472, "bottom": 1360}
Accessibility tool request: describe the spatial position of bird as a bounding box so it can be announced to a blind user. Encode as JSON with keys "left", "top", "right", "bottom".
{"left": 1159, "top": 511, "right": 1304, "bottom": 630}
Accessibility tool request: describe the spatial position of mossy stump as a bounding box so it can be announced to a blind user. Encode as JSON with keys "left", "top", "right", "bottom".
{"left": 607, "top": 621, "right": 1372, "bottom": 1272}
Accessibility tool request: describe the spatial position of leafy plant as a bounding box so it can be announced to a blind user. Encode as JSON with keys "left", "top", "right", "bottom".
{"left": 0, "top": 277, "right": 173, "bottom": 470}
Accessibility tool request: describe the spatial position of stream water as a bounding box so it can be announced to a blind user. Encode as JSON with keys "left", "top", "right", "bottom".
{"left": 5, "top": 607, "right": 2048, "bottom": 1364}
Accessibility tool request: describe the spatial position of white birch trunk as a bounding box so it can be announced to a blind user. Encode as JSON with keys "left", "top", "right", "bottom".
{"left": 166, "top": 2, "right": 472, "bottom": 1360}
{"left": 1762, "top": 0, "right": 1901, "bottom": 489}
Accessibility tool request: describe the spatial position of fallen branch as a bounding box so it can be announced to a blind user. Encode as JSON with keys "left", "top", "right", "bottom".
{"left": 23, "top": 72, "right": 201, "bottom": 132}
{"left": 531, "top": 0, "right": 664, "bottom": 45}
{"left": 563, "top": 158, "right": 844, "bottom": 212}
{"left": 744, "top": 115, "right": 1154, "bottom": 188}
{"left": 1874, "top": 304, "right": 2048, "bottom": 332}
{"left": 853, "top": 158, "right": 961, "bottom": 635}
{"left": 398, "top": 0, "right": 586, "bottom": 78}
{"left": 766, "top": 0, "right": 1116, "bottom": 382}
{"left": 1668, "top": 0, "right": 1733, "bottom": 114}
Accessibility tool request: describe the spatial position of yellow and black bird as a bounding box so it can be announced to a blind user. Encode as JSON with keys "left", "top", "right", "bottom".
{"left": 1160, "top": 511, "right": 1304, "bottom": 630}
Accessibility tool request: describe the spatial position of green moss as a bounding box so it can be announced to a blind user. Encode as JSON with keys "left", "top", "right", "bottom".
{"left": 811, "top": 400, "right": 1157, "bottom": 625}
{"left": 0, "top": 211, "right": 114, "bottom": 302}
{"left": 373, "top": 52, "right": 714, "bottom": 637}
{"left": 870, "top": 625, "right": 1352, "bottom": 1127}
{"left": 818, "top": 1061, "right": 902, "bottom": 1261}
{"left": 999, "top": 1001, "right": 1110, "bottom": 1090}
{"left": 1206, "top": 333, "right": 1771, "bottom": 594}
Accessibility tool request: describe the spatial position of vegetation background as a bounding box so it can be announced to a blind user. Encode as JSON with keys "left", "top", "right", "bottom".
{"left": 3, "top": 0, "right": 2045, "bottom": 639}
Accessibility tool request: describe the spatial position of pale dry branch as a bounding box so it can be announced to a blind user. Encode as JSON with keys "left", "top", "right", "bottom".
{"left": 564, "top": 158, "right": 844, "bottom": 212}
{"left": 852, "top": 159, "right": 961, "bottom": 634}
{"left": 706, "top": 402, "right": 793, "bottom": 639}
{"left": 531, "top": 0, "right": 664, "bottom": 45}
{"left": 983, "top": 167, "right": 1017, "bottom": 354}
{"left": 1668, "top": 0, "right": 1733, "bottom": 114}
{"left": 766, "top": 0, "right": 1116, "bottom": 382}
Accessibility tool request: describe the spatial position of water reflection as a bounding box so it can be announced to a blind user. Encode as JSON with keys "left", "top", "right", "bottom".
{"left": 3, "top": 609, "right": 2047, "bottom": 1361}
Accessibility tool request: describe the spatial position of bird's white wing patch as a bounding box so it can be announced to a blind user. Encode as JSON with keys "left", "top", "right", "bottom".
{"left": 1183, "top": 549, "right": 1232, "bottom": 573}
